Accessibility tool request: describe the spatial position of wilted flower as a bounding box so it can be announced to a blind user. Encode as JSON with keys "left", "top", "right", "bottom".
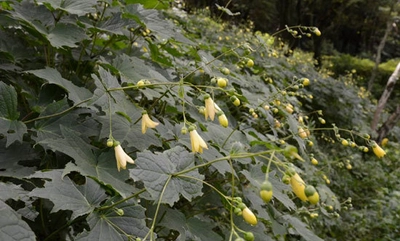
{"left": 204, "top": 94, "right": 216, "bottom": 121}
{"left": 189, "top": 126, "right": 208, "bottom": 153}
{"left": 371, "top": 141, "right": 386, "bottom": 158}
{"left": 114, "top": 142, "right": 135, "bottom": 172}
{"left": 141, "top": 111, "right": 159, "bottom": 134}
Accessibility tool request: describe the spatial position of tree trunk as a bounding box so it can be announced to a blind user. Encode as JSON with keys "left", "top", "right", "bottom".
{"left": 367, "top": 20, "right": 393, "bottom": 92}
{"left": 371, "top": 62, "right": 400, "bottom": 133}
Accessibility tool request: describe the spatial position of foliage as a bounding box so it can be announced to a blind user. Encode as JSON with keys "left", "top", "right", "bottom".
{"left": 0, "top": 1, "right": 398, "bottom": 241}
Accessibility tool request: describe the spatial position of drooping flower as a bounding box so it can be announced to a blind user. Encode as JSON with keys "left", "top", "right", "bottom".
{"left": 290, "top": 173, "right": 308, "bottom": 201}
{"left": 371, "top": 141, "right": 386, "bottom": 158}
{"left": 204, "top": 94, "right": 216, "bottom": 121}
{"left": 189, "top": 125, "right": 208, "bottom": 153}
{"left": 242, "top": 207, "right": 257, "bottom": 225}
{"left": 217, "top": 111, "right": 228, "bottom": 127}
{"left": 114, "top": 142, "right": 135, "bottom": 172}
{"left": 141, "top": 111, "right": 159, "bottom": 134}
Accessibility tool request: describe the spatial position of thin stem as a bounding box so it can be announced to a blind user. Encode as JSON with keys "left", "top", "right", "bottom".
{"left": 265, "top": 151, "right": 275, "bottom": 180}
{"left": 228, "top": 158, "right": 236, "bottom": 241}
{"left": 143, "top": 175, "right": 172, "bottom": 241}
{"left": 173, "top": 150, "right": 273, "bottom": 177}
{"left": 97, "top": 188, "right": 146, "bottom": 211}
{"left": 23, "top": 98, "right": 91, "bottom": 124}
{"left": 178, "top": 174, "right": 231, "bottom": 204}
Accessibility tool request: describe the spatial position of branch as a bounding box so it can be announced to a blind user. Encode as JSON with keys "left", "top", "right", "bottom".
{"left": 371, "top": 62, "right": 400, "bottom": 132}
{"left": 376, "top": 104, "right": 400, "bottom": 143}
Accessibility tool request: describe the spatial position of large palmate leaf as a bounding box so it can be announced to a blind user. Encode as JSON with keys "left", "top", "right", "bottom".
{"left": 75, "top": 200, "right": 148, "bottom": 240}
{"left": 0, "top": 182, "right": 28, "bottom": 202}
{"left": 125, "top": 4, "right": 193, "bottom": 44}
{"left": 126, "top": 0, "right": 169, "bottom": 9}
{"left": 46, "top": 23, "right": 87, "bottom": 48}
{"left": 39, "top": 126, "right": 135, "bottom": 197}
{"left": 36, "top": 0, "right": 97, "bottom": 16}
{"left": 29, "top": 170, "right": 107, "bottom": 220}
{"left": 158, "top": 208, "right": 223, "bottom": 241}
{"left": 0, "top": 82, "right": 27, "bottom": 147}
{"left": 33, "top": 98, "right": 99, "bottom": 143}
{"left": 280, "top": 215, "right": 324, "bottom": 241}
{"left": 0, "top": 200, "right": 35, "bottom": 241}
{"left": 11, "top": 1, "right": 88, "bottom": 48}
{"left": 27, "top": 68, "right": 92, "bottom": 104}
{"left": 0, "top": 140, "right": 37, "bottom": 178}
{"left": 130, "top": 146, "right": 204, "bottom": 205}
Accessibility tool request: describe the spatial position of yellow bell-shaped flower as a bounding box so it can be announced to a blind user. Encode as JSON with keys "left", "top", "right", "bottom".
{"left": 189, "top": 126, "right": 208, "bottom": 153}
{"left": 204, "top": 94, "right": 216, "bottom": 121}
{"left": 114, "top": 142, "right": 135, "bottom": 172}
{"left": 371, "top": 141, "right": 386, "bottom": 158}
{"left": 141, "top": 111, "right": 159, "bottom": 134}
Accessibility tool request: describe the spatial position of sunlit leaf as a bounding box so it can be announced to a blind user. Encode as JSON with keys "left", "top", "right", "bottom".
{"left": 36, "top": 0, "right": 97, "bottom": 16}
{"left": 0, "top": 200, "right": 35, "bottom": 241}
{"left": 130, "top": 146, "right": 204, "bottom": 205}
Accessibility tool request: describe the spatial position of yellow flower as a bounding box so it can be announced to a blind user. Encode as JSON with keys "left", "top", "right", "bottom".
{"left": 298, "top": 127, "right": 308, "bottom": 139}
{"left": 114, "top": 143, "right": 135, "bottom": 172}
{"left": 372, "top": 141, "right": 386, "bottom": 158}
{"left": 204, "top": 94, "right": 216, "bottom": 121}
{"left": 242, "top": 207, "right": 257, "bottom": 225}
{"left": 189, "top": 126, "right": 208, "bottom": 153}
{"left": 217, "top": 111, "right": 228, "bottom": 127}
{"left": 381, "top": 138, "right": 389, "bottom": 147}
{"left": 290, "top": 173, "right": 308, "bottom": 201}
{"left": 141, "top": 112, "right": 159, "bottom": 134}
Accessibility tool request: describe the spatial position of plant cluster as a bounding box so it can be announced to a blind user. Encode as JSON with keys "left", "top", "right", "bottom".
{"left": 0, "top": 1, "right": 397, "bottom": 241}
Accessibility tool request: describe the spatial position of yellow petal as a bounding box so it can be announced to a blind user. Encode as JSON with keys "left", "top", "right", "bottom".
{"left": 114, "top": 144, "right": 134, "bottom": 172}
{"left": 205, "top": 97, "right": 216, "bottom": 121}
{"left": 290, "top": 173, "right": 308, "bottom": 201}
{"left": 141, "top": 113, "right": 159, "bottom": 134}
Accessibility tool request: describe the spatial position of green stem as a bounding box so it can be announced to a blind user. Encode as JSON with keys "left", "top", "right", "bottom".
{"left": 265, "top": 151, "right": 275, "bottom": 180}
{"left": 173, "top": 150, "right": 273, "bottom": 177}
{"left": 43, "top": 215, "right": 87, "bottom": 241}
{"left": 143, "top": 175, "right": 172, "bottom": 241}
{"left": 23, "top": 98, "right": 91, "bottom": 124}
{"left": 97, "top": 188, "right": 146, "bottom": 211}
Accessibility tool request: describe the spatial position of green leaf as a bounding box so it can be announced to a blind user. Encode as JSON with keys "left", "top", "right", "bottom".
{"left": 0, "top": 200, "right": 35, "bottom": 241}
{"left": 94, "top": 13, "right": 131, "bottom": 35}
{"left": 0, "top": 141, "right": 37, "bottom": 178}
{"left": 130, "top": 146, "right": 204, "bottom": 205}
{"left": 0, "top": 82, "right": 19, "bottom": 120}
{"left": 37, "top": 0, "right": 97, "bottom": 16}
{"left": 0, "top": 119, "right": 27, "bottom": 147}
{"left": 159, "top": 208, "right": 223, "bottom": 241}
{"left": 47, "top": 23, "right": 87, "bottom": 48}
{"left": 39, "top": 126, "right": 135, "bottom": 197}
{"left": 75, "top": 200, "right": 148, "bottom": 240}
{"left": 27, "top": 68, "right": 92, "bottom": 104}
{"left": 126, "top": 0, "right": 169, "bottom": 9}
{"left": 125, "top": 5, "right": 193, "bottom": 44}
{"left": 0, "top": 183, "right": 27, "bottom": 202}
{"left": 186, "top": 216, "right": 223, "bottom": 241}
{"left": 29, "top": 170, "right": 107, "bottom": 220}
{"left": 11, "top": 1, "right": 53, "bottom": 37}
{"left": 281, "top": 215, "right": 324, "bottom": 241}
